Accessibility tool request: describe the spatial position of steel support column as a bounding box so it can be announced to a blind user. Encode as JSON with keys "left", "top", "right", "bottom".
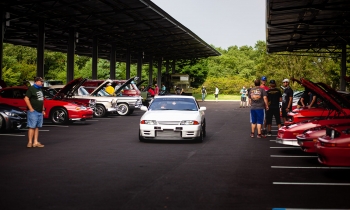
{"left": 37, "top": 19, "right": 45, "bottom": 78}
{"left": 340, "top": 45, "right": 347, "bottom": 91}
{"left": 0, "top": 11, "right": 4, "bottom": 80}
{"left": 165, "top": 59, "right": 169, "bottom": 74}
{"left": 126, "top": 48, "right": 131, "bottom": 79}
{"left": 137, "top": 52, "right": 143, "bottom": 82}
{"left": 92, "top": 36, "right": 98, "bottom": 79}
{"left": 172, "top": 59, "right": 176, "bottom": 74}
{"left": 67, "top": 28, "right": 76, "bottom": 83}
{"left": 149, "top": 58, "right": 153, "bottom": 85}
{"left": 109, "top": 43, "right": 116, "bottom": 80}
{"left": 157, "top": 58, "right": 162, "bottom": 87}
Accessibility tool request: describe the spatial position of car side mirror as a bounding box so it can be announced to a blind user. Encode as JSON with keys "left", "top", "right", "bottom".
{"left": 199, "top": 107, "right": 206, "bottom": 111}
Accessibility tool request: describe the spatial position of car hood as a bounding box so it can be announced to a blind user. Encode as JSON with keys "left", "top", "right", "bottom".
{"left": 115, "top": 76, "right": 138, "bottom": 94}
{"left": 142, "top": 110, "right": 201, "bottom": 120}
{"left": 54, "top": 78, "right": 87, "bottom": 99}
{"left": 296, "top": 78, "right": 348, "bottom": 115}
{"left": 90, "top": 79, "right": 114, "bottom": 95}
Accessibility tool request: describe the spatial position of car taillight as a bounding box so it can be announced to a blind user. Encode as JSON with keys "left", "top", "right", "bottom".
{"left": 320, "top": 142, "right": 336, "bottom": 147}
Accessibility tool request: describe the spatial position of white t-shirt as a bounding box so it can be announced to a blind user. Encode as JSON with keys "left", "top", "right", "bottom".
{"left": 215, "top": 87, "right": 219, "bottom": 94}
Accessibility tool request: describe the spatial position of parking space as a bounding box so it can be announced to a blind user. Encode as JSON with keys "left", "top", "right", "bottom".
{"left": 0, "top": 102, "right": 349, "bottom": 209}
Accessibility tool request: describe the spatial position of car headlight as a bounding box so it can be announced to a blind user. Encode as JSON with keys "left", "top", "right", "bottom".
{"left": 180, "top": 120, "right": 199, "bottom": 125}
{"left": 80, "top": 106, "right": 87, "bottom": 110}
{"left": 4, "top": 111, "right": 17, "bottom": 117}
{"left": 140, "top": 120, "right": 157, "bottom": 125}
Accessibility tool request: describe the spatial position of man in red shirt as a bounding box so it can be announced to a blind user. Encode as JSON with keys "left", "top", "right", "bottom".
{"left": 148, "top": 85, "right": 155, "bottom": 97}
{"left": 260, "top": 76, "right": 269, "bottom": 91}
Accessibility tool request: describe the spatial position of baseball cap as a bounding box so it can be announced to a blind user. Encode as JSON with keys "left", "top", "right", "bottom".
{"left": 269, "top": 80, "right": 276, "bottom": 84}
{"left": 282, "top": 79, "right": 290, "bottom": 83}
{"left": 261, "top": 76, "right": 267, "bottom": 81}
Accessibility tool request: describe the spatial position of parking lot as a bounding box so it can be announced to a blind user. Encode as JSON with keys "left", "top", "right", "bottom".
{"left": 1, "top": 101, "right": 350, "bottom": 210}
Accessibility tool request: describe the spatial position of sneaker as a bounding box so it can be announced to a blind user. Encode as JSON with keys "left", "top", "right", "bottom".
{"left": 250, "top": 133, "right": 254, "bottom": 138}
{"left": 267, "top": 132, "right": 272, "bottom": 136}
{"left": 257, "top": 134, "right": 262, "bottom": 138}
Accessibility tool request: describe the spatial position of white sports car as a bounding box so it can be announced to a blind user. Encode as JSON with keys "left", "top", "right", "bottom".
{"left": 139, "top": 95, "right": 206, "bottom": 142}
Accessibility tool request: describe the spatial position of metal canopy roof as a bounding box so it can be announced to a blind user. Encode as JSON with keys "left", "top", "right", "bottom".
{"left": 1, "top": 0, "right": 220, "bottom": 62}
{"left": 266, "top": 0, "right": 350, "bottom": 54}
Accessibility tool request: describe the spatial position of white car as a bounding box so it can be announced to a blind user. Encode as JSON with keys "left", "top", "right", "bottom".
{"left": 139, "top": 95, "right": 206, "bottom": 142}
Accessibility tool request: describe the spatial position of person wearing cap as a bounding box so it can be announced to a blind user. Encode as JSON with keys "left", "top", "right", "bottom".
{"left": 24, "top": 77, "right": 45, "bottom": 148}
{"left": 266, "top": 80, "right": 282, "bottom": 136}
{"left": 281, "top": 78, "right": 293, "bottom": 123}
{"left": 248, "top": 79, "right": 269, "bottom": 138}
{"left": 260, "top": 76, "right": 269, "bottom": 91}
{"left": 105, "top": 82, "right": 115, "bottom": 96}
{"left": 239, "top": 86, "right": 248, "bottom": 108}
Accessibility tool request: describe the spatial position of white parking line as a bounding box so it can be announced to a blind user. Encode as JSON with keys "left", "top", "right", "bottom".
{"left": 270, "top": 147, "right": 299, "bottom": 149}
{"left": 43, "top": 125, "right": 69, "bottom": 127}
{"left": 270, "top": 155, "right": 317, "bottom": 158}
{"left": 271, "top": 166, "right": 350, "bottom": 169}
{"left": 0, "top": 134, "right": 25, "bottom": 136}
{"left": 273, "top": 182, "right": 350, "bottom": 186}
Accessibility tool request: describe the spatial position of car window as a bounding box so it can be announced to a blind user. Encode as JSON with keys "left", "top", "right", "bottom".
{"left": 0, "top": 89, "right": 13, "bottom": 98}
{"left": 149, "top": 98, "right": 198, "bottom": 111}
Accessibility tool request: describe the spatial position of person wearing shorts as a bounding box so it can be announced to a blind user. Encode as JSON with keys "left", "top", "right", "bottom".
{"left": 266, "top": 80, "right": 282, "bottom": 136}
{"left": 248, "top": 79, "right": 269, "bottom": 138}
{"left": 24, "top": 77, "right": 45, "bottom": 148}
{"left": 240, "top": 86, "right": 247, "bottom": 108}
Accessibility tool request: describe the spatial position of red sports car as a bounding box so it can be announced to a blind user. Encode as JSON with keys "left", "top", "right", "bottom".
{"left": 0, "top": 86, "right": 94, "bottom": 124}
{"left": 296, "top": 126, "right": 327, "bottom": 153}
{"left": 276, "top": 78, "right": 350, "bottom": 146}
{"left": 317, "top": 124, "right": 350, "bottom": 166}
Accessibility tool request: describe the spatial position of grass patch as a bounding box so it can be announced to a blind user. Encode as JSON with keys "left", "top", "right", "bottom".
{"left": 193, "top": 94, "right": 240, "bottom": 100}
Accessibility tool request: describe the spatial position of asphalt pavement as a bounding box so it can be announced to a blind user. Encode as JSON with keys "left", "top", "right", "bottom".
{"left": 1, "top": 101, "right": 349, "bottom": 210}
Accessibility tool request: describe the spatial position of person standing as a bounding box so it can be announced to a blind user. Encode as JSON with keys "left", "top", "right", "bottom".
{"left": 266, "top": 80, "right": 282, "bottom": 136}
{"left": 201, "top": 86, "right": 207, "bottom": 101}
{"left": 248, "top": 79, "right": 269, "bottom": 138}
{"left": 281, "top": 78, "right": 293, "bottom": 124}
{"left": 175, "top": 86, "right": 183, "bottom": 95}
{"left": 239, "top": 86, "right": 248, "bottom": 108}
{"left": 24, "top": 77, "right": 45, "bottom": 148}
{"left": 154, "top": 84, "right": 159, "bottom": 95}
{"left": 260, "top": 76, "right": 269, "bottom": 91}
{"left": 161, "top": 84, "right": 166, "bottom": 94}
{"left": 214, "top": 86, "right": 219, "bottom": 102}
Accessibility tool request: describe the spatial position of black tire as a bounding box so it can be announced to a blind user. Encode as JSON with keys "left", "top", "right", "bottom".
{"left": 0, "top": 115, "right": 5, "bottom": 132}
{"left": 195, "top": 127, "right": 204, "bottom": 143}
{"left": 94, "top": 104, "right": 106, "bottom": 118}
{"left": 139, "top": 129, "right": 145, "bottom": 142}
{"left": 202, "top": 120, "right": 206, "bottom": 137}
{"left": 50, "top": 107, "right": 68, "bottom": 125}
{"left": 117, "top": 103, "right": 130, "bottom": 116}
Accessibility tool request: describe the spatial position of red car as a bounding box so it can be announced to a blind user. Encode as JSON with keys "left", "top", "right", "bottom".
{"left": 317, "top": 124, "right": 350, "bottom": 166}
{"left": 276, "top": 78, "right": 350, "bottom": 146}
{"left": 0, "top": 86, "right": 94, "bottom": 124}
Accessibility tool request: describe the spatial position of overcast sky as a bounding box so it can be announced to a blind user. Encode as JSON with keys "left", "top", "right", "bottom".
{"left": 151, "top": 0, "right": 266, "bottom": 49}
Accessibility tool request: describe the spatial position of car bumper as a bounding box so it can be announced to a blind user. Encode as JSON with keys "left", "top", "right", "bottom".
{"left": 276, "top": 137, "right": 299, "bottom": 146}
{"left": 140, "top": 124, "right": 201, "bottom": 140}
{"left": 317, "top": 146, "right": 350, "bottom": 166}
{"left": 297, "top": 139, "right": 317, "bottom": 153}
{"left": 107, "top": 107, "right": 118, "bottom": 112}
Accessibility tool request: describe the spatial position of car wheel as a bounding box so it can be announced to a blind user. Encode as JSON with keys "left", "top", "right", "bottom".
{"left": 117, "top": 103, "right": 130, "bottom": 116}
{"left": 0, "top": 115, "right": 5, "bottom": 132}
{"left": 139, "top": 129, "right": 145, "bottom": 142}
{"left": 196, "top": 127, "right": 204, "bottom": 143}
{"left": 50, "top": 108, "right": 68, "bottom": 124}
{"left": 94, "top": 104, "right": 106, "bottom": 118}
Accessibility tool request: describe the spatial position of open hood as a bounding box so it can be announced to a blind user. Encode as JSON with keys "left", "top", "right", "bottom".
{"left": 115, "top": 76, "right": 138, "bottom": 94}
{"left": 136, "top": 79, "right": 148, "bottom": 88}
{"left": 296, "top": 78, "right": 348, "bottom": 116}
{"left": 53, "top": 78, "right": 87, "bottom": 99}
{"left": 90, "top": 79, "right": 114, "bottom": 96}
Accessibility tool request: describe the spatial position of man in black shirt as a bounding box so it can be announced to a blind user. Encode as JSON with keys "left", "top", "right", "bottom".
{"left": 281, "top": 78, "right": 293, "bottom": 124}
{"left": 266, "top": 80, "right": 282, "bottom": 136}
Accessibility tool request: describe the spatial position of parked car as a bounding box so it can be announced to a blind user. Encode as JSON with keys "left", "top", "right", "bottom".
{"left": 317, "top": 124, "right": 350, "bottom": 166}
{"left": 83, "top": 78, "right": 143, "bottom": 116}
{"left": 0, "top": 86, "right": 94, "bottom": 124}
{"left": 296, "top": 126, "right": 327, "bottom": 153}
{"left": 276, "top": 78, "right": 350, "bottom": 146}
{"left": 49, "top": 78, "right": 118, "bottom": 117}
{"left": 0, "top": 103, "right": 27, "bottom": 131}
{"left": 139, "top": 95, "right": 206, "bottom": 142}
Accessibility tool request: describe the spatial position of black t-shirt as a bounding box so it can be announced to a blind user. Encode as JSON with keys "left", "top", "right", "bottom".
{"left": 175, "top": 87, "right": 182, "bottom": 94}
{"left": 282, "top": 87, "right": 293, "bottom": 109}
{"left": 201, "top": 87, "right": 206, "bottom": 94}
{"left": 267, "top": 88, "right": 282, "bottom": 109}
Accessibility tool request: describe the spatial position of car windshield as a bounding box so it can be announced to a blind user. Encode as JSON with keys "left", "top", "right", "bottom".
{"left": 96, "top": 89, "right": 111, "bottom": 96}
{"left": 78, "top": 87, "right": 90, "bottom": 96}
{"left": 149, "top": 98, "right": 198, "bottom": 111}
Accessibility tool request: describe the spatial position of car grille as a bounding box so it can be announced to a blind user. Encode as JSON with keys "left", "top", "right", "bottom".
{"left": 157, "top": 121, "right": 180, "bottom": 125}
{"left": 156, "top": 130, "right": 181, "bottom": 138}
